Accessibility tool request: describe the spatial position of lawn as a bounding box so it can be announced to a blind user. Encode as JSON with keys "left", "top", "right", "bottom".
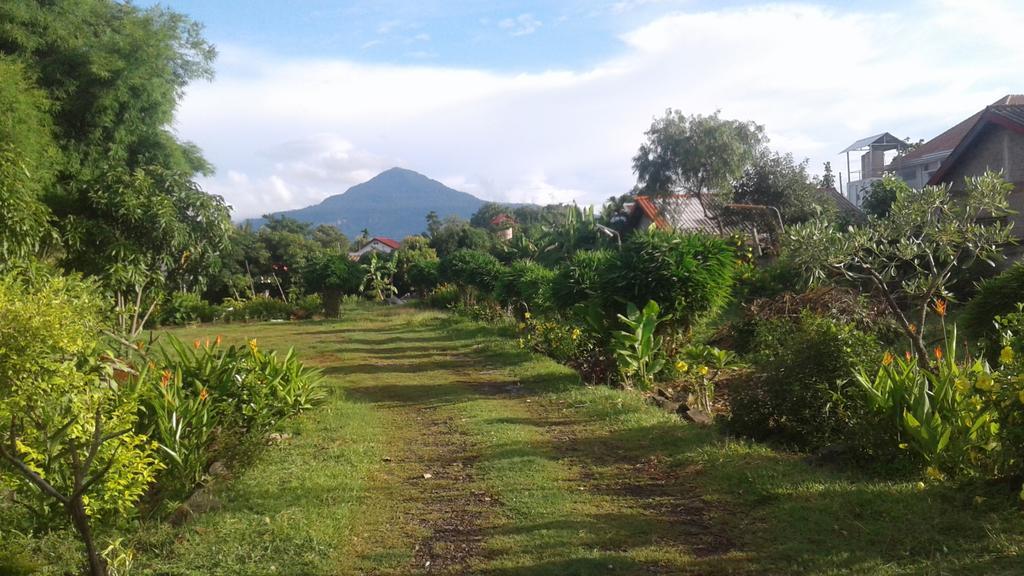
{"left": 107, "top": 305, "right": 1024, "bottom": 574}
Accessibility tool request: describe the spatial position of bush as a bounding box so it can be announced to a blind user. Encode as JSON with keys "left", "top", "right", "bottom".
{"left": 405, "top": 257, "right": 440, "bottom": 295}
{"left": 292, "top": 293, "right": 323, "bottom": 319}
{"left": 439, "top": 249, "right": 503, "bottom": 296}
{"left": 550, "top": 249, "right": 615, "bottom": 309}
{"left": 727, "top": 313, "right": 883, "bottom": 452}
{"left": 426, "top": 283, "right": 460, "bottom": 309}
{"left": 494, "top": 259, "right": 555, "bottom": 314}
{"left": 138, "top": 335, "right": 325, "bottom": 498}
{"left": 301, "top": 253, "right": 362, "bottom": 316}
{"left": 159, "top": 292, "right": 221, "bottom": 325}
{"left": 961, "top": 263, "right": 1024, "bottom": 348}
{"left": 608, "top": 230, "right": 736, "bottom": 334}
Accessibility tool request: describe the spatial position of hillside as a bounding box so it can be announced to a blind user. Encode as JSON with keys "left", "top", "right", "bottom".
{"left": 256, "top": 168, "right": 487, "bottom": 239}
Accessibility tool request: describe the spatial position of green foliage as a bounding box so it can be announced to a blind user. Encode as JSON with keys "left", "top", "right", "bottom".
{"left": 732, "top": 151, "right": 834, "bottom": 224}
{"left": 855, "top": 327, "right": 1000, "bottom": 480}
{"left": 291, "top": 293, "right": 323, "bottom": 320}
{"left": 610, "top": 230, "right": 736, "bottom": 334}
{"left": 360, "top": 252, "right": 398, "bottom": 301}
{"left": 961, "top": 263, "right": 1024, "bottom": 348}
{"left": 138, "top": 336, "right": 325, "bottom": 498}
{"left": 392, "top": 242, "right": 439, "bottom": 295}
{"left": 428, "top": 216, "right": 493, "bottom": 258}
{"left": 440, "top": 249, "right": 503, "bottom": 295}
{"left": 612, "top": 301, "right": 669, "bottom": 389}
{"left": 727, "top": 313, "right": 883, "bottom": 451}
{"left": 788, "top": 171, "right": 1017, "bottom": 365}
{"left": 0, "top": 56, "right": 57, "bottom": 265}
{"left": 222, "top": 296, "right": 294, "bottom": 322}
{"left": 0, "top": 269, "right": 162, "bottom": 574}
{"left": 862, "top": 174, "right": 912, "bottom": 219}
{"left": 158, "top": 292, "right": 221, "bottom": 325}
{"left": 550, "top": 249, "right": 615, "bottom": 309}
{"left": 301, "top": 252, "right": 361, "bottom": 315}
{"left": 494, "top": 259, "right": 555, "bottom": 313}
{"left": 633, "top": 109, "right": 766, "bottom": 200}
{"left": 678, "top": 344, "right": 739, "bottom": 419}
{"left": 426, "top": 283, "right": 460, "bottom": 309}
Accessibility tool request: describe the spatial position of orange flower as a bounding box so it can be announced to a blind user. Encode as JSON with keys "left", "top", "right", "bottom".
{"left": 160, "top": 370, "right": 171, "bottom": 388}
{"left": 934, "top": 346, "right": 944, "bottom": 361}
{"left": 136, "top": 340, "right": 145, "bottom": 351}
{"left": 199, "top": 388, "right": 209, "bottom": 401}
{"left": 905, "top": 351, "right": 913, "bottom": 361}
{"left": 193, "top": 339, "right": 201, "bottom": 349}
{"left": 908, "top": 323, "right": 917, "bottom": 335}
{"left": 215, "top": 335, "right": 223, "bottom": 346}
{"left": 882, "top": 352, "right": 894, "bottom": 366}
{"left": 205, "top": 338, "right": 211, "bottom": 348}
{"left": 933, "top": 298, "right": 947, "bottom": 317}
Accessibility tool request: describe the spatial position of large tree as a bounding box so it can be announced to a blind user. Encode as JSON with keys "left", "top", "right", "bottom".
{"left": 632, "top": 110, "right": 766, "bottom": 209}
{"left": 732, "top": 151, "right": 834, "bottom": 225}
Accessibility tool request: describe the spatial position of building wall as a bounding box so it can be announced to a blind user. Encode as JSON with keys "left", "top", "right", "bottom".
{"left": 939, "top": 124, "right": 1024, "bottom": 247}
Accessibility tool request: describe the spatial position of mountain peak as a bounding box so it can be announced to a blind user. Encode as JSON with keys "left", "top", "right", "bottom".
{"left": 258, "top": 168, "right": 488, "bottom": 239}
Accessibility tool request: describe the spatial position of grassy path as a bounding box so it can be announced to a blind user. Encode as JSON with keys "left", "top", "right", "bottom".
{"left": 134, "top": 306, "right": 1024, "bottom": 575}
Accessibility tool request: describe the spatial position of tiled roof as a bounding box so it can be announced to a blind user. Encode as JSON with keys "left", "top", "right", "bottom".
{"left": 633, "top": 195, "right": 731, "bottom": 234}
{"left": 928, "top": 99, "right": 1024, "bottom": 185}
{"left": 374, "top": 237, "right": 401, "bottom": 250}
{"left": 899, "top": 95, "right": 1024, "bottom": 166}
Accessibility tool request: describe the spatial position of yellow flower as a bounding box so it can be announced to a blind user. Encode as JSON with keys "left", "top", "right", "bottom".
{"left": 698, "top": 366, "right": 709, "bottom": 376}
{"left": 976, "top": 372, "right": 994, "bottom": 391}
{"left": 898, "top": 442, "right": 909, "bottom": 450}
{"left": 523, "top": 312, "right": 531, "bottom": 319}
{"left": 199, "top": 388, "right": 209, "bottom": 401}
{"left": 248, "top": 338, "right": 258, "bottom": 353}
{"left": 955, "top": 378, "right": 972, "bottom": 393}
{"left": 925, "top": 466, "right": 944, "bottom": 481}
{"left": 571, "top": 328, "right": 582, "bottom": 340}
{"left": 915, "top": 481, "right": 926, "bottom": 491}
{"left": 675, "top": 360, "right": 689, "bottom": 373}
{"left": 1001, "top": 346, "right": 1015, "bottom": 366}
{"left": 882, "top": 352, "right": 894, "bottom": 366}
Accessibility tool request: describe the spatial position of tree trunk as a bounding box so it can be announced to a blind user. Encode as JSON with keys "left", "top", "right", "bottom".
{"left": 68, "top": 496, "right": 106, "bottom": 576}
{"left": 323, "top": 289, "right": 341, "bottom": 318}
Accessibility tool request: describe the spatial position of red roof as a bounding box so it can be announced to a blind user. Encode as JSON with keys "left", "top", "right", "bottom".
{"left": 490, "top": 213, "right": 515, "bottom": 226}
{"left": 900, "top": 95, "right": 1024, "bottom": 166}
{"left": 373, "top": 237, "right": 400, "bottom": 250}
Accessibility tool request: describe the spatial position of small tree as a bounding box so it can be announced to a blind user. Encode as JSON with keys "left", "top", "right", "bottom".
{"left": 787, "top": 171, "right": 1016, "bottom": 367}
{"left": 632, "top": 110, "right": 766, "bottom": 210}
{"left": 360, "top": 252, "right": 398, "bottom": 301}
{"left": 862, "top": 174, "right": 912, "bottom": 219}
{"left": 0, "top": 270, "right": 161, "bottom": 576}
{"left": 301, "top": 253, "right": 361, "bottom": 316}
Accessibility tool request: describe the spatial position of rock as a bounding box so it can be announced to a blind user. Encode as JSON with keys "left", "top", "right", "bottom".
{"left": 682, "top": 407, "right": 714, "bottom": 426}
{"left": 422, "top": 472, "right": 433, "bottom": 479}
{"left": 650, "top": 394, "right": 681, "bottom": 414}
{"left": 267, "top": 432, "right": 292, "bottom": 444}
{"left": 168, "top": 488, "right": 222, "bottom": 526}
{"left": 386, "top": 296, "right": 405, "bottom": 306}
{"left": 208, "top": 460, "right": 230, "bottom": 478}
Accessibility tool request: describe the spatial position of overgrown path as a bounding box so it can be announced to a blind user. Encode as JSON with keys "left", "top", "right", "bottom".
{"left": 137, "top": 307, "right": 1024, "bottom": 575}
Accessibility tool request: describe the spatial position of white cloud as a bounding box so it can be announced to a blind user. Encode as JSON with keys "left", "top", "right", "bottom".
{"left": 177, "top": 1, "right": 1024, "bottom": 219}
{"left": 498, "top": 13, "right": 543, "bottom": 37}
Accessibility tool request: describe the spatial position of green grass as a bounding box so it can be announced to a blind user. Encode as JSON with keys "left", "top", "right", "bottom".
{"left": 6, "top": 304, "right": 1024, "bottom": 575}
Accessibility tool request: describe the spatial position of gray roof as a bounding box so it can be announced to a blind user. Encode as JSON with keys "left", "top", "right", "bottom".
{"left": 840, "top": 132, "right": 910, "bottom": 154}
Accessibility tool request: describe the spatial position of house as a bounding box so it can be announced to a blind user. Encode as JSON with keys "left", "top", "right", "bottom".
{"left": 918, "top": 95, "right": 1024, "bottom": 253}
{"left": 890, "top": 95, "right": 1024, "bottom": 193}
{"left": 349, "top": 237, "right": 400, "bottom": 260}
{"left": 623, "top": 195, "right": 784, "bottom": 255}
{"left": 819, "top": 186, "right": 868, "bottom": 225}
{"left": 490, "top": 213, "right": 516, "bottom": 241}
{"left": 839, "top": 133, "right": 910, "bottom": 207}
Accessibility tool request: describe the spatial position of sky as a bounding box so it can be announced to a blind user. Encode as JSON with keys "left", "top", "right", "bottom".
{"left": 145, "top": 0, "right": 1024, "bottom": 219}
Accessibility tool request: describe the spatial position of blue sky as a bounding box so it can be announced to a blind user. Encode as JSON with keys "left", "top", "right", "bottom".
{"left": 145, "top": 0, "right": 1024, "bottom": 219}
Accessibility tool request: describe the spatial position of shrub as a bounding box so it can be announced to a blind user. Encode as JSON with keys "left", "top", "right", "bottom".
{"left": 0, "top": 270, "right": 161, "bottom": 574}
{"left": 608, "top": 230, "right": 736, "bottom": 334}
{"left": 138, "top": 335, "right": 325, "bottom": 498}
{"left": 393, "top": 247, "right": 439, "bottom": 295}
{"left": 961, "top": 263, "right": 1024, "bottom": 348}
{"left": 159, "top": 292, "right": 221, "bottom": 325}
{"left": 301, "top": 253, "right": 362, "bottom": 316}
{"left": 495, "top": 259, "right": 555, "bottom": 314}
{"left": 440, "top": 249, "right": 503, "bottom": 295}
{"left": 426, "top": 283, "right": 460, "bottom": 309}
{"left": 291, "top": 293, "right": 323, "bottom": 319}
{"left": 611, "top": 301, "right": 669, "bottom": 389}
{"left": 727, "top": 313, "right": 883, "bottom": 452}
{"left": 406, "top": 257, "right": 440, "bottom": 295}
{"left": 550, "top": 249, "right": 615, "bottom": 309}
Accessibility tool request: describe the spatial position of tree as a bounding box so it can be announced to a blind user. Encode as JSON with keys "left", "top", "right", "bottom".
{"left": 428, "top": 216, "right": 492, "bottom": 258}
{"left": 0, "top": 56, "right": 58, "bottom": 265}
{"left": 301, "top": 253, "right": 361, "bottom": 316}
{"left": 0, "top": 269, "right": 161, "bottom": 576}
{"left": 360, "top": 253, "right": 398, "bottom": 301}
{"left": 311, "top": 224, "right": 350, "bottom": 253}
{"left": 632, "top": 110, "right": 766, "bottom": 210}
{"left": 470, "top": 203, "right": 510, "bottom": 229}
{"left": 732, "top": 151, "right": 834, "bottom": 224}
{"left": 787, "top": 171, "right": 1016, "bottom": 368}
{"left": 862, "top": 174, "right": 912, "bottom": 219}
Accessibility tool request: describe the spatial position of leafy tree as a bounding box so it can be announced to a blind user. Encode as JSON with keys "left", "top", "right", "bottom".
{"left": 821, "top": 161, "right": 836, "bottom": 190}
{"left": 311, "top": 224, "right": 350, "bottom": 253}
{"left": 429, "top": 216, "right": 492, "bottom": 258}
{"left": 360, "top": 252, "right": 397, "bottom": 301}
{"left": 301, "top": 253, "right": 361, "bottom": 316}
{"left": 470, "top": 202, "right": 511, "bottom": 229}
{"left": 862, "top": 174, "right": 912, "bottom": 219}
{"left": 0, "top": 269, "right": 161, "bottom": 576}
{"left": 392, "top": 238, "right": 438, "bottom": 295}
{"left": 0, "top": 56, "right": 57, "bottom": 265}
{"left": 632, "top": 110, "right": 766, "bottom": 209}
{"left": 788, "top": 171, "right": 1016, "bottom": 367}
{"left": 732, "top": 151, "right": 834, "bottom": 224}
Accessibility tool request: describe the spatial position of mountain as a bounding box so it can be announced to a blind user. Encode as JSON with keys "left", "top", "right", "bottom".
{"left": 256, "top": 168, "right": 487, "bottom": 240}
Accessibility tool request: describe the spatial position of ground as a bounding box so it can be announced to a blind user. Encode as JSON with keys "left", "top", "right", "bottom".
{"left": 127, "top": 305, "right": 1024, "bottom": 575}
